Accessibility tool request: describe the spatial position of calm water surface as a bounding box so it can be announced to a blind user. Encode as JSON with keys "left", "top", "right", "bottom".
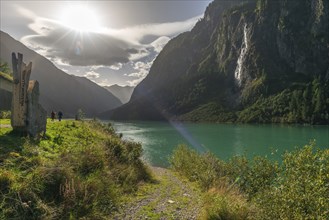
{"left": 109, "top": 121, "right": 329, "bottom": 167}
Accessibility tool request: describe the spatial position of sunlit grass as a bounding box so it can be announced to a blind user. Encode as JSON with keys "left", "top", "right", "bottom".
{"left": 0, "top": 119, "right": 11, "bottom": 125}
{"left": 0, "top": 119, "right": 152, "bottom": 219}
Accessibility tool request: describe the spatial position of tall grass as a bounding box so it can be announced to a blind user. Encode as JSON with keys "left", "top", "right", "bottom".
{"left": 170, "top": 143, "right": 329, "bottom": 219}
{"left": 0, "top": 120, "right": 152, "bottom": 219}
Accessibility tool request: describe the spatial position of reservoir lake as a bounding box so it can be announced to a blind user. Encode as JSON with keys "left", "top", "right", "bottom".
{"left": 109, "top": 121, "right": 329, "bottom": 167}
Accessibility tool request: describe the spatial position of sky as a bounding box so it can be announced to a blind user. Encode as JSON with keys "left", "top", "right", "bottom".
{"left": 0, "top": 0, "right": 212, "bottom": 87}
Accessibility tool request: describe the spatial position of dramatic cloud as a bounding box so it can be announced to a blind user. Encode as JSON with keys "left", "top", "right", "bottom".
{"left": 151, "top": 36, "right": 171, "bottom": 53}
{"left": 109, "top": 63, "right": 123, "bottom": 70}
{"left": 22, "top": 18, "right": 136, "bottom": 66}
{"left": 84, "top": 71, "right": 100, "bottom": 79}
{"left": 126, "top": 60, "right": 154, "bottom": 86}
{"left": 20, "top": 8, "right": 201, "bottom": 67}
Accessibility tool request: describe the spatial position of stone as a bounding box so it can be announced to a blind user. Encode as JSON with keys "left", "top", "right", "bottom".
{"left": 167, "top": 199, "right": 175, "bottom": 204}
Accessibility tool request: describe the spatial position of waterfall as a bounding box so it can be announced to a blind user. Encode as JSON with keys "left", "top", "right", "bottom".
{"left": 234, "top": 23, "right": 249, "bottom": 85}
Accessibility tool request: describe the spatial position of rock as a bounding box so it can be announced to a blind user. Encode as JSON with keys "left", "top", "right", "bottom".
{"left": 167, "top": 200, "right": 175, "bottom": 204}
{"left": 183, "top": 193, "right": 190, "bottom": 197}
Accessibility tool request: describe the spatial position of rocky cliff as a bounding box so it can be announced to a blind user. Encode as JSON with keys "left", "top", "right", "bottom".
{"left": 101, "top": 0, "right": 329, "bottom": 124}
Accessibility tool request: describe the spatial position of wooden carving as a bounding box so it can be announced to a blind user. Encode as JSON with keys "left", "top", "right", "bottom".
{"left": 11, "top": 52, "right": 46, "bottom": 137}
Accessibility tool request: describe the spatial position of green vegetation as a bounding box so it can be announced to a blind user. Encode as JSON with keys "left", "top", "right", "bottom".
{"left": 171, "top": 144, "right": 329, "bottom": 219}
{"left": 0, "top": 111, "right": 11, "bottom": 119}
{"left": 107, "top": 0, "right": 329, "bottom": 125}
{"left": 238, "top": 78, "right": 329, "bottom": 124}
{"left": 0, "top": 120, "right": 151, "bottom": 219}
{"left": 0, "top": 61, "right": 12, "bottom": 82}
{"left": 0, "top": 71, "right": 12, "bottom": 82}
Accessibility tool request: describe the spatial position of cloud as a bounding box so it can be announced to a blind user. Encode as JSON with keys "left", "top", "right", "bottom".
{"left": 84, "top": 71, "right": 100, "bottom": 79}
{"left": 151, "top": 36, "right": 171, "bottom": 53}
{"left": 104, "top": 15, "right": 202, "bottom": 43}
{"left": 127, "top": 78, "right": 144, "bottom": 87}
{"left": 109, "top": 63, "right": 123, "bottom": 70}
{"left": 125, "top": 60, "right": 153, "bottom": 86}
{"left": 21, "top": 18, "right": 135, "bottom": 66}
{"left": 20, "top": 8, "right": 201, "bottom": 67}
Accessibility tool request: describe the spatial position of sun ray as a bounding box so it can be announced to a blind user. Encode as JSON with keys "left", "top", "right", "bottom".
{"left": 59, "top": 4, "right": 102, "bottom": 32}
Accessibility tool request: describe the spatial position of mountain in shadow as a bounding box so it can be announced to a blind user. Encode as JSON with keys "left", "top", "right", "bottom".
{"left": 0, "top": 31, "right": 122, "bottom": 117}
{"left": 104, "top": 84, "right": 134, "bottom": 104}
{"left": 100, "top": 0, "right": 329, "bottom": 124}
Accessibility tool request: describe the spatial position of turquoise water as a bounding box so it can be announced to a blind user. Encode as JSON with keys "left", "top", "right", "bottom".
{"left": 109, "top": 121, "right": 329, "bottom": 167}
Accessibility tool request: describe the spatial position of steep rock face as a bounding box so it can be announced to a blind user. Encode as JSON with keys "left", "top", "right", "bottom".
{"left": 102, "top": 0, "right": 329, "bottom": 124}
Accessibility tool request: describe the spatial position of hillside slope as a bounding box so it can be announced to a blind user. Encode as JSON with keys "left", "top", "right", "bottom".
{"left": 0, "top": 31, "right": 122, "bottom": 117}
{"left": 101, "top": 0, "right": 329, "bottom": 124}
{"left": 104, "top": 84, "right": 134, "bottom": 104}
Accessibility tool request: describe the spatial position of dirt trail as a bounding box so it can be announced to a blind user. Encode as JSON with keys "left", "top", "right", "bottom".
{"left": 113, "top": 167, "right": 203, "bottom": 220}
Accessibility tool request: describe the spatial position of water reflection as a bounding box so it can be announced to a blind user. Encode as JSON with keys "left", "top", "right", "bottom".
{"left": 233, "top": 126, "right": 244, "bottom": 156}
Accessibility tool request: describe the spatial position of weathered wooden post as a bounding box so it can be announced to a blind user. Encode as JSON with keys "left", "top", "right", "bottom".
{"left": 27, "top": 80, "right": 47, "bottom": 137}
{"left": 11, "top": 52, "right": 46, "bottom": 137}
{"left": 11, "top": 53, "right": 31, "bottom": 131}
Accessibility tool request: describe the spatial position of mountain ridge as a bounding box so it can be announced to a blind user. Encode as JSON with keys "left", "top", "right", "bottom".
{"left": 0, "top": 31, "right": 122, "bottom": 117}
{"left": 101, "top": 0, "right": 329, "bottom": 124}
{"left": 104, "top": 84, "right": 134, "bottom": 104}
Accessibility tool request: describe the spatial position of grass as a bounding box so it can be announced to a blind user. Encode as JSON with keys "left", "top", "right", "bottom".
{"left": 113, "top": 167, "right": 203, "bottom": 219}
{"left": 0, "top": 71, "right": 13, "bottom": 82}
{"left": 2, "top": 118, "right": 328, "bottom": 219}
{"left": 0, "top": 119, "right": 10, "bottom": 125}
{"left": 170, "top": 144, "right": 329, "bottom": 219}
{"left": 0, "top": 119, "right": 152, "bottom": 219}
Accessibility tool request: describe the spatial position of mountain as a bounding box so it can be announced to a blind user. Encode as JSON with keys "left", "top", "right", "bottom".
{"left": 0, "top": 72, "right": 12, "bottom": 111}
{"left": 101, "top": 0, "right": 329, "bottom": 124}
{"left": 0, "top": 31, "right": 122, "bottom": 117}
{"left": 104, "top": 84, "right": 134, "bottom": 104}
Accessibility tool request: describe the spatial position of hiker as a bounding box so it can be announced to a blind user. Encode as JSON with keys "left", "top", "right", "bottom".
{"left": 58, "top": 111, "right": 63, "bottom": 121}
{"left": 51, "top": 111, "right": 55, "bottom": 121}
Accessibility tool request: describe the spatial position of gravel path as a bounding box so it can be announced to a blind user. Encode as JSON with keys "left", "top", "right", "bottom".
{"left": 113, "top": 167, "right": 203, "bottom": 220}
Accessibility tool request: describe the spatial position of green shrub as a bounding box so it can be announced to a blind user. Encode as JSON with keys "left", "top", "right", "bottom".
{"left": 226, "top": 156, "right": 279, "bottom": 197}
{"left": 0, "top": 120, "right": 151, "bottom": 219}
{"left": 254, "top": 144, "right": 329, "bottom": 219}
{"left": 0, "top": 111, "right": 11, "bottom": 119}
{"left": 201, "top": 187, "right": 254, "bottom": 220}
{"left": 170, "top": 145, "right": 224, "bottom": 189}
{"left": 170, "top": 143, "right": 329, "bottom": 219}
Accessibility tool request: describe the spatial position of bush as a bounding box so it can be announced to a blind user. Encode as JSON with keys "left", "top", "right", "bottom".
{"left": 254, "top": 144, "right": 329, "bottom": 219}
{"left": 226, "top": 156, "right": 279, "bottom": 197}
{"left": 0, "top": 111, "right": 11, "bottom": 119}
{"left": 170, "top": 145, "right": 224, "bottom": 189}
{"left": 170, "top": 143, "right": 329, "bottom": 219}
{"left": 0, "top": 120, "right": 151, "bottom": 219}
{"left": 202, "top": 187, "right": 254, "bottom": 220}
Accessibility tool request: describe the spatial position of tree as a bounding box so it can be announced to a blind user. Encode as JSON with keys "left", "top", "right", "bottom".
{"left": 302, "top": 84, "right": 312, "bottom": 121}
{"left": 76, "top": 109, "right": 85, "bottom": 121}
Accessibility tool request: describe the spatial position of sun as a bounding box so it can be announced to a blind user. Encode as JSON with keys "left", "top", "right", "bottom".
{"left": 60, "top": 5, "right": 102, "bottom": 32}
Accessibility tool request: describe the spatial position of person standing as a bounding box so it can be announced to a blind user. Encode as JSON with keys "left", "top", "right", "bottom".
{"left": 58, "top": 111, "right": 63, "bottom": 121}
{"left": 51, "top": 111, "right": 55, "bottom": 121}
